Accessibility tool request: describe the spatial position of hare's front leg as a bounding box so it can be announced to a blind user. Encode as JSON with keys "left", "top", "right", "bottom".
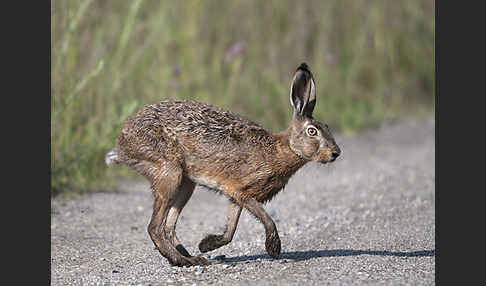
{"left": 243, "top": 198, "right": 281, "bottom": 259}
{"left": 199, "top": 202, "right": 242, "bottom": 252}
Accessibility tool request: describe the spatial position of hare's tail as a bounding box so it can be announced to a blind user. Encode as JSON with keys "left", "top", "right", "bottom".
{"left": 105, "top": 147, "right": 121, "bottom": 166}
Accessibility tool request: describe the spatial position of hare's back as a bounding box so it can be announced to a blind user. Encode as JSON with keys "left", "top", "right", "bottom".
{"left": 164, "top": 100, "right": 274, "bottom": 146}
{"left": 121, "top": 100, "right": 276, "bottom": 156}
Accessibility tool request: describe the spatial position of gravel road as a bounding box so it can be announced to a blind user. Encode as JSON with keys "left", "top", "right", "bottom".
{"left": 51, "top": 116, "right": 435, "bottom": 285}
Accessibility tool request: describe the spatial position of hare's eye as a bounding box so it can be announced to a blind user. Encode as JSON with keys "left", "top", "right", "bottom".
{"left": 306, "top": 126, "right": 318, "bottom": 136}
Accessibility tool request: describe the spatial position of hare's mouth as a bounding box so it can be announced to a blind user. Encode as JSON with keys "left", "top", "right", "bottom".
{"left": 318, "top": 151, "right": 339, "bottom": 163}
{"left": 320, "top": 155, "right": 337, "bottom": 164}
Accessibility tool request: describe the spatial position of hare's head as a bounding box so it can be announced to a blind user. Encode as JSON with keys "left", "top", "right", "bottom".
{"left": 287, "top": 63, "right": 341, "bottom": 164}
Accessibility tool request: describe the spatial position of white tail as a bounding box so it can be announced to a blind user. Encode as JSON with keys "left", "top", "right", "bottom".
{"left": 105, "top": 148, "right": 119, "bottom": 166}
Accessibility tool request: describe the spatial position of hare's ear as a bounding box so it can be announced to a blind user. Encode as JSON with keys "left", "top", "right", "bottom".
{"left": 289, "top": 63, "right": 316, "bottom": 117}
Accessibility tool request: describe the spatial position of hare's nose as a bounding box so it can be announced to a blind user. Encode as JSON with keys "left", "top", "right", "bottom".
{"left": 331, "top": 151, "right": 340, "bottom": 160}
{"left": 331, "top": 146, "right": 341, "bottom": 160}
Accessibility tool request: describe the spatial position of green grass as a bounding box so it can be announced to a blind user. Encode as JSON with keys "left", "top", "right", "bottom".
{"left": 51, "top": 0, "right": 434, "bottom": 195}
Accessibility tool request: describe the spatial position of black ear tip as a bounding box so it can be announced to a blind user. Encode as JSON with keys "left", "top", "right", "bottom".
{"left": 297, "top": 62, "right": 310, "bottom": 72}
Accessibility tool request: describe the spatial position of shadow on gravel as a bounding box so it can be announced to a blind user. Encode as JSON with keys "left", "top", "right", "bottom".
{"left": 223, "top": 249, "right": 435, "bottom": 263}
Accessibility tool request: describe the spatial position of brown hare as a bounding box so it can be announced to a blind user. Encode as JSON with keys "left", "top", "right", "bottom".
{"left": 105, "top": 63, "right": 341, "bottom": 266}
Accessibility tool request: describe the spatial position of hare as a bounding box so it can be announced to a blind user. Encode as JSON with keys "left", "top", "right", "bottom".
{"left": 105, "top": 63, "right": 341, "bottom": 266}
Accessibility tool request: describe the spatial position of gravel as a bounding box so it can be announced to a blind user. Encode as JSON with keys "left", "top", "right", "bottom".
{"left": 51, "top": 116, "right": 435, "bottom": 285}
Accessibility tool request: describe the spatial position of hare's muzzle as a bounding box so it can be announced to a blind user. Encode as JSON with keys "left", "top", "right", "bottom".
{"left": 330, "top": 145, "right": 341, "bottom": 162}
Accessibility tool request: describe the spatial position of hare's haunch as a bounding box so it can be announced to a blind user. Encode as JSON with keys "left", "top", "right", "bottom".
{"left": 106, "top": 63, "right": 341, "bottom": 266}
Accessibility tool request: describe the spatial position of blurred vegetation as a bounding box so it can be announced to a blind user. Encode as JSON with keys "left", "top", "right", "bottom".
{"left": 51, "top": 0, "right": 435, "bottom": 195}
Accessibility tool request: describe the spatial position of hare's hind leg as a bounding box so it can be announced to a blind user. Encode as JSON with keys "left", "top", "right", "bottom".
{"left": 198, "top": 202, "right": 242, "bottom": 253}
{"left": 147, "top": 163, "right": 209, "bottom": 266}
{"left": 165, "top": 176, "right": 195, "bottom": 257}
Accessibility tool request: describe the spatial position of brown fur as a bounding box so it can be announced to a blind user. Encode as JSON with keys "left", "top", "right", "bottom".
{"left": 106, "top": 63, "right": 341, "bottom": 266}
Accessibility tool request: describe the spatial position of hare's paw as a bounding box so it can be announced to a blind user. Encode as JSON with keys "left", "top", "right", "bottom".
{"left": 265, "top": 231, "right": 281, "bottom": 259}
{"left": 170, "top": 255, "right": 211, "bottom": 267}
{"left": 187, "top": 255, "right": 211, "bottom": 266}
{"left": 175, "top": 244, "right": 191, "bottom": 257}
{"left": 199, "top": 234, "right": 226, "bottom": 253}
